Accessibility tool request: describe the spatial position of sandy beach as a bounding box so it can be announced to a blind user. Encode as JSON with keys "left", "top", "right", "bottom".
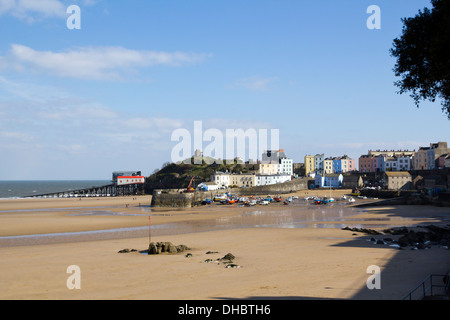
{"left": 1, "top": 190, "right": 449, "bottom": 300}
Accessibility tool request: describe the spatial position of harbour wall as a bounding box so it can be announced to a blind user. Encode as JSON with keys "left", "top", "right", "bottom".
{"left": 235, "top": 178, "right": 310, "bottom": 196}
{"left": 151, "top": 178, "right": 310, "bottom": 207}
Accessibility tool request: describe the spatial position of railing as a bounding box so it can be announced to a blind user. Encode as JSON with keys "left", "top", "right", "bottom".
{"left": 402, "top": 272, "right": 450, "bottom": 300}
{"left": 26, "top": 183, "right": 144, "bottom": 198}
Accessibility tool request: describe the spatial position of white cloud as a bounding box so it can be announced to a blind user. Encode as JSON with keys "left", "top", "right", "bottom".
{"left": 0, "top": 130, "right": 34, "bottom": 142}
{"left": 234, "top": 75, "right": 278, "bottom": 91}
{"left": 124, "top": 117, "right": 184, "bottom": 131}
{"left": 200, "top": 118, "right": 275, "bottom": 132}
{"left": 0, "top": 75, "right": 73, "bottom": 103}
{"left": 0, "top": 0, "right": 67, "bottom": 22}
{"left": 0, "top": 0, "right": 103, "bottom": 23}
{"left": 1, "top": 44, "right": 212, "bottom": 80}
{"left": 37, "top": 104, "right": 118, "bottom": 121}
{"left": 0, "top": 76, "right": 186, "bottom": 157}
{"left": 58, "top": 143, "right": 86, "bottom": 155}
{"left": 323, "top": 141, "right": 426, "bottom": 151}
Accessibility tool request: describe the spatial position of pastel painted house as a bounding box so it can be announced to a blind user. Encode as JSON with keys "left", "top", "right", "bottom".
{"left": 323, "top": 158, "right": 334, "bottom": 174}
{"left": 340, "top": 156, "right": 355, "bottom": 172}
{"left": 372, "top": 156, "right": 383, "bottom": 172}
{"left": 332, "top": 158, "right": 342, "bottom": 173}
{"left": 259, "top": 163, "right": 281, "bottom": 175}
{"left": 304, "top": 155, "right": 315, "bottom": 176}
{"left": 332, "top": 155, "right": 356, "bottom": 173}
{"left": 359, "top": 155, "right": 373, "bottom": 173}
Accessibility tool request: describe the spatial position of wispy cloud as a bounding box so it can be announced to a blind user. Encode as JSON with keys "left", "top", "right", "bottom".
{"left": 0, "top": 0, "right": 102, "bottom": 23}
{"left": 0, "top": 0, "right": 67, "bottom": 22}
{"left": 234, "top": 75, "right": 278, "bottom": 91}
{"left": 0, "top": 44, "right": 212, "bottom": 80}
{"left": 0, "top": 76, "right": 186, "bottom": 162}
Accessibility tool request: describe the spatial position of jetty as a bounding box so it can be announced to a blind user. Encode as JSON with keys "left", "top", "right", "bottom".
{"left": 26, "top": 183, "right": 143, "bottom": 198}
{"left": 26, "top": 171, "right": 145, "bottom": 198}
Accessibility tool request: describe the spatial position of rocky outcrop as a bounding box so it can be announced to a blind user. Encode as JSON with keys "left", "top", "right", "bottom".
{"left": 387, "top": 225, "right": 450, "bottom": 249}
{"left": 220, "top": 253, "right": 235, "bottom": 262}
{"left": 342, "top": 224, "right": 450, "bottom": 250}
{"left": 341, "top": 226, "right": 382, "bottom": 235}
{"left": 202, "top": 252, "right": 241, "bottom": 268}
{"left": 147, "top": 242, "right": 191, "bottom": 254}
{"left": 118, "top": 248, "right": 138, "bottom": 253}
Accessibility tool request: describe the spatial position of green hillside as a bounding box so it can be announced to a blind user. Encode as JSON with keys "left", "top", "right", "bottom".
{"left": 143, "top": 157, "right": 259, "bottom": 194}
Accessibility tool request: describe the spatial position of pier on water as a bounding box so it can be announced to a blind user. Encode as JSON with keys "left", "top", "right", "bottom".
{"left": 26, "top": 171, "right": 145, "bottom": 198}
{"left": 27, "top": 183, "right": 144, "bottom": 199}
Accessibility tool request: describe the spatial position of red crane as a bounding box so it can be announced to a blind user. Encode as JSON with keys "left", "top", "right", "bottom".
{"left": 186, "top": 176, "right": 195, "bottom": 192}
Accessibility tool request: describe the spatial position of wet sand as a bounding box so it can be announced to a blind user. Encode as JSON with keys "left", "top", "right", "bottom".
{"left": 0, "top": 191, "right": 449, "bottom": 300}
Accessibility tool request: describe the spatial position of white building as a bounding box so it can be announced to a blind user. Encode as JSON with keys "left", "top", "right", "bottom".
{"left": 314, "top": 154, "right": 324, "bottom": 174}
{"left": 255, "top": 174, "right": 291, "bottom": 186}
{"left": 396, "top": 156, "right": 412, "bottom": 171}
{"left": 382, "top": 157, "right": 397, "bottom": 172}
{"left": 381, "top": 156, "right": 412, "bottom": 171}
{"left": 261, "top": 149, "right": 293, "bottom": 176}
{"left": 197, "top": 182, "right": 219, "bottom": 191}
{"left": 280, "top": 158, "right": 293, "bottom": 175}
{"left": 210, "top": 172, "right": 230, "bottom": 188}
{"left": 212, "top": 170, "right": 292, "bottom": 188}
{"left": 315, "top": 173, "right": 343, "bottom": 188}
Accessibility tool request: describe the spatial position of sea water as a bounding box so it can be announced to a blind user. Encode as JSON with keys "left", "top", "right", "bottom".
{"left": 0, "top": 180, "right": 111, "bottom": 199}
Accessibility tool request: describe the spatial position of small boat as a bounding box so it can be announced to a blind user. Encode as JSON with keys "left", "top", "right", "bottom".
{"left": 214, "top": 194, "right": 227, "bottom": 202}
{"left": 341, "top": 195, "right": 347, "bottom": 200}
{"left": 239, "top": 197, "right": 247, "bottom": 203}
{"left": 274, "top": 196, "right": 282, "bottom": 202}
{"left": 259, "top": 200, "right": 269, "bottom": 205}
{"left": 348, "top": 197, "right": 355, "bottom": 203}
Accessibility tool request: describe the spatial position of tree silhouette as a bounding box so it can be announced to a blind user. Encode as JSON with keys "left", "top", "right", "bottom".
{"left": 390, "top": 0, "right": 450, "bottom": 118}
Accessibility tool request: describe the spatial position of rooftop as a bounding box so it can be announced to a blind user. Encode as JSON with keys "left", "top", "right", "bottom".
{"left": 384, "top": 171, "right": 411, "bottom": 177}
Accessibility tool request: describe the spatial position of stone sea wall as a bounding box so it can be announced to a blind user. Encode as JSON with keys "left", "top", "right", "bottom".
{"left": 236, "top": 178, "right": 309, "bottom": 196}
{"left": 151, "top": 178, "right": 310, "bottom": 207}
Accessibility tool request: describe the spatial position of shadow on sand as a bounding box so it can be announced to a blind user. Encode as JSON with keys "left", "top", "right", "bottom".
{"left": 221, "top": 205, "right": 450, "bottom": 300}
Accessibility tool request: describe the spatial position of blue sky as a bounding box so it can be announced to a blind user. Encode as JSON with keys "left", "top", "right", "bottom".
{"left": 0, "top": 0, "right": 448, "bottom": 180}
